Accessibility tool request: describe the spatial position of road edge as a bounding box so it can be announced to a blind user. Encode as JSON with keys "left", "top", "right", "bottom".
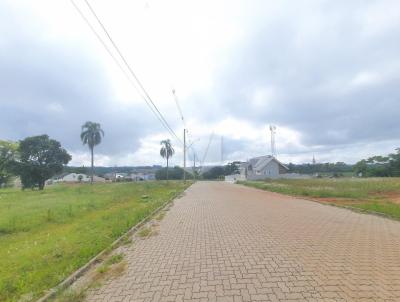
{"left": 36, "top": 183, "right": 192, "bottom": 302}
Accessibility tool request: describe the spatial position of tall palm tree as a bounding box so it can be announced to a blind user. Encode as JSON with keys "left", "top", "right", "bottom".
{"left": 80, "top": 121, "right": 104, "bottom": 183}
{"left": 160, "top": 139, "right": 174, "bottom": 180}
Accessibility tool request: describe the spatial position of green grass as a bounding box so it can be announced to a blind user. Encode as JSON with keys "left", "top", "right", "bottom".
{"left": 97, "top": 253, "right": 124, "bottom": 274}
{"left": 137, "top": 227, "right": 153, "bottom": 238}
{"left": 239, "top": 178, "right": 400, "bottom": 218}
{"left": 0, "top": 181, "right": 190, "bottom": 302}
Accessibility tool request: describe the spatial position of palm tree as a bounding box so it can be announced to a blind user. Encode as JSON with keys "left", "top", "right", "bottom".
{"left": 80, "top": 121, "right": 104, "bottom": 183}
{"left": 160, "top": 139, "right": 174, "bottom": 180}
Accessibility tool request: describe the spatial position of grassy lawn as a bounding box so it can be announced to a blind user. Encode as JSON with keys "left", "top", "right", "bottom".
{"left": 239, "top": 178, "right": 400, "bottom": 218}
{"left": 0, "top": 181, "right": 190, "bottom": 302}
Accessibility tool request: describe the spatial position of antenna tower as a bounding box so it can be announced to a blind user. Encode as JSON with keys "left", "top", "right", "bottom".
{"left": 221, "top": 136, "right": 224, "bottom": 164}
{"left": 269, "top": 125, "right": 277, "bottom": 157}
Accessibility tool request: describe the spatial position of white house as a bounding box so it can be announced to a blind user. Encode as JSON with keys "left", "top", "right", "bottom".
{"left": 51, "top": 173, "right": 106, "bottom": 183}
{"left": 245, "top": 155, "right": 289, "bottom": 180}
{"left": 130, "top": 172, "right": 156, "bottom": 181}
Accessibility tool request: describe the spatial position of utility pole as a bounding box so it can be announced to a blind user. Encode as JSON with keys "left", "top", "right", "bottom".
{"left": 183, "top": 129, "right": 186, "bottom": 182}
{"left": 193, "top": 153, "right": 196, "bottom": 180}
{"left": 221, "top": 136, "right": 224, "bottom": 164}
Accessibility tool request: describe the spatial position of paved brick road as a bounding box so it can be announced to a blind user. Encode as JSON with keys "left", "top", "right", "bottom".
{"left": 86, "top": 182, "right": 400, "bottom": 301}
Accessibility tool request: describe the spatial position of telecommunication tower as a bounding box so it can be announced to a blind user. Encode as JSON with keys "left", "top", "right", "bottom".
{"left": 269, "top": 125, "right": 277, "bottom": 157}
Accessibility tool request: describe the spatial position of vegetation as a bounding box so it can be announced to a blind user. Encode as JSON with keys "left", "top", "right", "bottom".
{"left": 80, "top": 122, "right": 104, "bottom": 183}
{"left": 63, "top": 166, "right": 89, "bottom": 175}
{"left": 53, "top": 253, "right": 127, "bottom": 302}
{"left": 202, "top": 162, "right": 240, "bottom": 180}
{"left": 286, "top": 148, "right": 400, "bottom": 177}
{"left": 97, "top": 253, "right": 124, "bottom": 274}
{"left": 11, "top": 135, "right": 71, "bottom": 190}
{"left": 159, "top": 139, "right": 174, "bottom": 180}
{"left": 0, "top": 140, "right": 18, "bottom": 187}
{"left": 137, "top": 227, "right": 153, "bottom": 238}
{"left": 353, "top": 149, "right": 400, "bottom": 177}
{"left": 64, "top": 165, "right": 162, "bottom": 176}
{"left": 239, "top": 178, "right": 400, "bottom": 218}
{"left": 0, "top": 181, "right": 190, "bottom": 301}
{"left": 287, "top": 161, "right": 353, "bottom": 176}
{"left": 155, "top": 166, "right": 192, "bottom": 180}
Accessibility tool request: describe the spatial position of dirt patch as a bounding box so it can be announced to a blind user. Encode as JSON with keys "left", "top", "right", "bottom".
{"left": 370, "top": 191, "right": 400, "bottom": 204}
{"left": 311, "top": 197, "right": 368, "bottom": 206}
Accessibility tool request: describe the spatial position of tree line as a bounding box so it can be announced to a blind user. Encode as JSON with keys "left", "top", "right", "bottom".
{"left": 353, "top": 149, "right": 400, "bottom": 177}
{"left": 287, "top": 162, "right": 353, "bottom": 175}
{"left": 0, "top": 121, "right": 104, "bottom": 190}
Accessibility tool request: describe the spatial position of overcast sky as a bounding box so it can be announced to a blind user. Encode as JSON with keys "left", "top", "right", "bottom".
{"left": 1, "top": 0, "right": 399, "bottom": 167}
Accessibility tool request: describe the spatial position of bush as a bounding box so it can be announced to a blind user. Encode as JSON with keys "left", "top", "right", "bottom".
{"left": 155, "top": 166, "right": 193, "bottom": 180}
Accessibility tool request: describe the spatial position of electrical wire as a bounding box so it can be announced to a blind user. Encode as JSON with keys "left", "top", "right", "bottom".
{"left": 200, "top": 132, "right": 215, "bottom": 169}
{"left": 70, "top": 0, "right": 182, "bottom": 144}
{"left": 83, "top": 0, "right": 181, "bottom": 143}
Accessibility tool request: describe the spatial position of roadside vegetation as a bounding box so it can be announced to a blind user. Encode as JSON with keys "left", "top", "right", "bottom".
{"left": 239, "top": 178, "right": 400, "bottom": 218}
{"left": 201, "top": 162, "right": 240, "bottom": 180}
{"left": 0, "top": 181, "right": 190, "bottom": 302}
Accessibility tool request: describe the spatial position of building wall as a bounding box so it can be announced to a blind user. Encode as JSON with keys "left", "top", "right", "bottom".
{"left": 61, "top": 173, "right": 91, "bottom": 182}
{"left": 248, "top": 161, "right": 281, "bottom": 180}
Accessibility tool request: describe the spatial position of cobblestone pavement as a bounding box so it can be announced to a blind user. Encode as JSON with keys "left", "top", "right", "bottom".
{"left": 86, "top": 182, "right": 400, "bottom": 301}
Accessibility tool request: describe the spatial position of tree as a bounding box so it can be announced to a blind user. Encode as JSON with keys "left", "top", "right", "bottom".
{"left": 78, "top": 174, "right": 83, "bottom": 183}
{"left": 80, "top": 121, "right": 104, "bottom": 183}
{"left": 202, "top": 166, "right": 225, "bottom": 180}
{"left": 224, "top": 162, "right": 240, "bottom": 175}
{"left": 388, "top": 149, "right": 400, "bottom": 176}
{"left": 63, "top": 166, "right": 88, "bottom": 174}
{"left": 0, "top": 140, "right": 18, "bottom": 187}
{"left": 201, "top": 162, "right": 240, "bottom": 180}
{"left": 160, "top": 139, "right": 174, "bottom": 180}
{"left": 13, "top": 135, "right": 71, "bottom": 190}
{"left": 155, "top": 166, "right": 191, "bottom": 180}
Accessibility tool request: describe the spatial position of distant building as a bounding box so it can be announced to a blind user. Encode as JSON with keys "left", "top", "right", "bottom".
{"left": 244, "top": 155, "right": 289, "bottom": 180}
{"left": 130, "top": 172, "right": 156, "bottom": 181}
{"left": 50, "top": 173, "right": 106, "bottom": 184}
{"left": 103, "top": 172, "right": 128, "bottom": 181}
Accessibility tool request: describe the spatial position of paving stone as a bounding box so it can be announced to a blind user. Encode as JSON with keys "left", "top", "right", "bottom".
{"left": 85, "top": 182, "right": 400, "bottom": 301}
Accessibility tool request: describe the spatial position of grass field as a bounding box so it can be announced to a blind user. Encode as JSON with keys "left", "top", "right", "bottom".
{"left": 239, "top": 178, "right": 400, "bottom": 218}
{"left": 0, "top": 181, "right": 191, "bottom": 302}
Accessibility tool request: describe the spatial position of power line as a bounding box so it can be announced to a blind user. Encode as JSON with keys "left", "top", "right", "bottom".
{"left": 70, "top": 0, "right": 167, "bottom": 134}
{"left": 84, "top": 0, "right": 179, "bottom": 139}
{"left": 172, "top": 89, "right": 186, "bottom": 127}
{"left": 70, "top": 0, "right": 182, "bottom": 144}
{"left": 171, "top": 88, "right": 200, "bottom": 171}
{"left": 82, "top": 0, "right": 180, "bottom": 142}
{"left": 200, "top": 132, "right": 215, "bottom": 168}
{"left": 82, "top": 0, "right": 181, "bottom": 143}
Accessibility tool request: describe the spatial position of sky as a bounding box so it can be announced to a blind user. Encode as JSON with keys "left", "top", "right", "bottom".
{"left": 0, "top": 0, "right": 399, "bottom": 167}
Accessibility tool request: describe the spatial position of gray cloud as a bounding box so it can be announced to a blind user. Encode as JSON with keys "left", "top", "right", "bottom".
{"left": 209, "top": 0, "right": 400, "bottom": 152}
{"left": 0, "top": 2, "right": 165, "bottom": 159}
{"left": 1, "top": 0, "right": 400, "bottom": 165}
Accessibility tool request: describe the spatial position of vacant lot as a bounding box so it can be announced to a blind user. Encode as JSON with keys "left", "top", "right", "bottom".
{"left": 239, "top": 178, "right": 400, "bottom": 218}
{"left": 0, "top": 181, "right": 190, "bottom": 302}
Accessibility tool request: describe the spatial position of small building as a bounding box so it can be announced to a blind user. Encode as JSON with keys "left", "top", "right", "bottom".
{"left": 245, "top": 155, "right": 289, "bottom": 180}
{"left": 130, "top": 172, "right": 156, "bottom": 181}
{"left": 50, "top": 173, "right": 106, "bottom": 183}
{"left": 103, "top": 172, "right": 128, "bottom": 181}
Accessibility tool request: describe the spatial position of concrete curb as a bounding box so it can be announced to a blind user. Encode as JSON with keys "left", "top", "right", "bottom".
{"left": 36, "top": 185, "right": 191, "bottom": 302}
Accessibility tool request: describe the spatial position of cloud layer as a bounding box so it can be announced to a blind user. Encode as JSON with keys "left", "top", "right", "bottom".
{"left": 1, "top": 0, "right": 400, "bottom": 166}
